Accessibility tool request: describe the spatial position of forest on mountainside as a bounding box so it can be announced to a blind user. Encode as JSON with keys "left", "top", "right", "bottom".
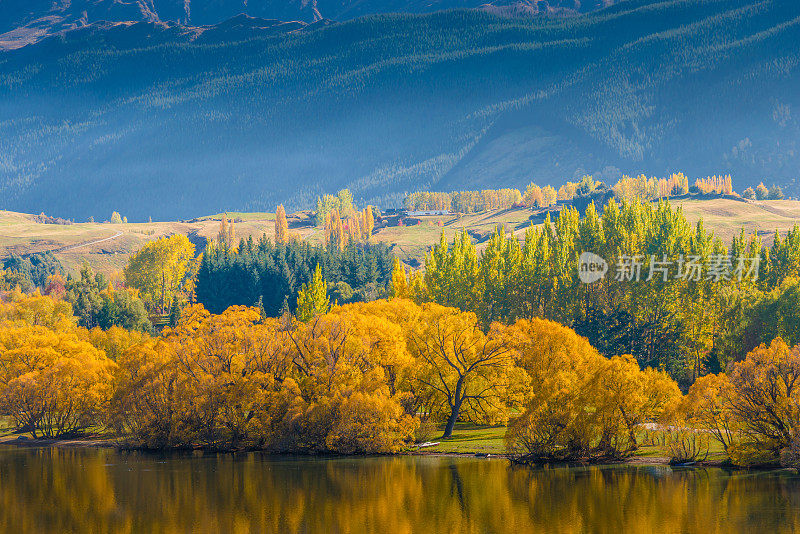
{"left": 0, "top": 0, "right": 798, "bottom": 221}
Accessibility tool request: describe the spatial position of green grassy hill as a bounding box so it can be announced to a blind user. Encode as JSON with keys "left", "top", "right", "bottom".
{"left": 2, "top": 198, "right": 797, "bottom": 276}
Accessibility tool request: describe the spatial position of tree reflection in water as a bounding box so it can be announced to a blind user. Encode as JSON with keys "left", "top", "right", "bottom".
{"left": 1, "top": 447, "right": 799, "bottom": 533}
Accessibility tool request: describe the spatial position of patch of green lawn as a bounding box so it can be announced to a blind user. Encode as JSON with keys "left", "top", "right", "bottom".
{"left": 421, "top": 423, "right": 507, "bottom": 454}
{"left": 417, "top": 424, "right": 729, "bottom": 462}
{"left": 0, "top": 416, "right": 16, "bottom": 437}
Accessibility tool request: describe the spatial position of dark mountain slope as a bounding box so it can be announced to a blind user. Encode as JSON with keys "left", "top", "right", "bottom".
{"left": 0, "top": 0, "right": 798, "bottom": 220}
{"left": 0, "top": 0, "right": 621, "bottom": 50}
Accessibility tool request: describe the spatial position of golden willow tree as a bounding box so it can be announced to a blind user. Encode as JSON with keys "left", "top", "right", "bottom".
{"left": 673, "top": 338, "right": 800, "bottom": 466}
{"left": 0, "top": 322, "right": 117, "bottom": 438}
{"left": 0, "top": 294, "right": 118, "bottom": 438}
{"left": 7, "top": 289, "right": 800, "bottom": 465}
{"left": 504, "top": 318, "right": 679, "bottom": 461}
{"left": 408, "top": 304, "right": 518, "bottom": 438}
{"left": 109, "top": 303, "right": 418, "bottom": 452}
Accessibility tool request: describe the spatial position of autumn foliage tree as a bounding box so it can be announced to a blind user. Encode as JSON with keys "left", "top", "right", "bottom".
{"left": 408, "top": 304, "right": 517, "bottom": 438}
{"left": 504, "top": 318, "right": 679, "bottom": 461}
{"left": 693, "top": 175, "right": 733, "bottom": 195}
{"left": 295, "top": 264, "right": 330, "bottom": 322}
{"left": 360, "top": 206, "right": 375, "bottom": 240}
{"left": 217, "top": 213, "right": 236, "bottom": 249}
{"left": 724, "top": 338, "right": 800, "bottom": 464}
{"left": 522, "top": 183, "right": 557, "bottom": 208}
{"left": 285, "top": 308, "right": 417, "bottom": 452}
{"left": 110, "top": 305, "right": 300, "bottom": 449}
{"left": 390, "top": 257, "right": 408, "bottom": 298}
{"left": 671, "top": 338, "right": 800, "bottom": 466}
{"left": 316, "top": 189, "right": 356, "bottom": 225}
{"left": 0, "top": 294, "right": 117, "bottom": 438}
{"left": 324, "top": 209, "right": 346, "bottom": 250}
{"left": 0, "top": 322, "right": 116, "bottom": 438}
{"left": 522, "top": 183, "right": 544, "bottom": 208}
{"left": 404, "top": 188, "right": 521, "bottom": 213}
{"left": 275, "top": 204, "right": 288, "bottom": 244}
{"left": 0, "top": 288, "right": 74, "bottom": 328}
{"left": 674, "top": 373, "right": 737, "bottom": 454}
{"left": 124, "top": 234, "right": 195, "bottom": 315}
{"left": 109, "top": 303, "right": 417, "bottom": 452}
{"left": 10, "top": 274, "right": 800, "bottom": 465}
{"left": 613, "top": 173, "right": 689, "bottom": 201}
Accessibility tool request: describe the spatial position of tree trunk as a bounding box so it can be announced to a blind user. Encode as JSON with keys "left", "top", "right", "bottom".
{"left": 161, "top": 271, "right": 166, "bottom": 315}
{"left": 442, "top": 379, "right": 464, "bottom": 438}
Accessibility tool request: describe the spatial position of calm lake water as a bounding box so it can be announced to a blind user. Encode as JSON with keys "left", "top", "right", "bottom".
{"left": 1, "top": 446, "right": 799, "bottom": 533}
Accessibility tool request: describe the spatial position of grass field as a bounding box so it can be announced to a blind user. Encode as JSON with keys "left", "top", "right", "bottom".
{"left": 372, "top": 199, "right": 800, "bottom": 266}
{"left": 2, "top": 198, "right": 798, "bottom": 276}
{"left": 672, "top": 199, "right": 800, "bottom": 246}
{"left": 0, "top": 210, "right": 295, "bottom": 275}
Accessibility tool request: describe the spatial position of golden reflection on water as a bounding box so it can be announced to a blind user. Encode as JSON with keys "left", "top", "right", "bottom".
{"left": 1, "top": 447, "right": 799, "bottom": 533}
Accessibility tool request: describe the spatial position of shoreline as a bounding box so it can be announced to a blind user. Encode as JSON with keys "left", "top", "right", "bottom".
{"left": 0, "top": 433, "right": 750, "bottom": 469}
{"left": 0, "top": 434, "right": 117, "bottom": 449}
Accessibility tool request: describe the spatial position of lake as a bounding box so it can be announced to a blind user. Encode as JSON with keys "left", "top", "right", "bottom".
{"left": 1, "top": 446, "right": 799, "bottom": 533}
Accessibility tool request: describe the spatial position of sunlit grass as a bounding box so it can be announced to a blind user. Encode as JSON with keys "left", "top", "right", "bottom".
{"left": 421, "top": 423, "right": 507, "bottom": 455}
{"left": 0, "top": 416, "right": 16, "bottom": 438}
{"left": 201, "top": 212, "right": 276, "bottom": 222}
{"left": 4, "top": 199, "right": 797, "bottom": 277}
{"left": 0, "top": 209, "right": 285, "bottom": 276}
{"left": 417, "top": 424, "right": 731, "bottom": 462}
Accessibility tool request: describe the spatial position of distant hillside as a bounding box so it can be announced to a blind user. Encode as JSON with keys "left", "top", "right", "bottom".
{"left": 2, "top": 198, "right": 799, "bottom": 276}
{"left": 0, "top": 0, "right": 620, "bottom": 49}
{"left": 0, "top": 0, "right": 799, "bottom": 221}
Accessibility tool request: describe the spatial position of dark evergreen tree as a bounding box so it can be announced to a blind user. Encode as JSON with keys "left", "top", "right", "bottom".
{"left": 195, "top": 237, "right": 393, "bottom": 316}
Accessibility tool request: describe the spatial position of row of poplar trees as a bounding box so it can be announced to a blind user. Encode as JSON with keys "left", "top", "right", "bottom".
{"left": 397, "top": 198, "right": 800, "bottom": 386}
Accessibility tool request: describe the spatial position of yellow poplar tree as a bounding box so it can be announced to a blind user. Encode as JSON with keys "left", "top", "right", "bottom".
{"left": 391, "top": 258, "right": 408, "bottom": 298}
{"left": 218, "top": 214, "right": 229, "bottom": 247}
{"left": 217, "top": 213, "right": 235, "bottom": 248}
{"left": 275, "top": 204, "right": 288, "bottom": 244}
{"left": 325, "top": 209, "right": 346, "bottom": 250}
{"left": 542, "top": 185, "right": 557, "bottom": 206}
{"left": 362, "top": 207, "right": 375, "bottom": 240}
